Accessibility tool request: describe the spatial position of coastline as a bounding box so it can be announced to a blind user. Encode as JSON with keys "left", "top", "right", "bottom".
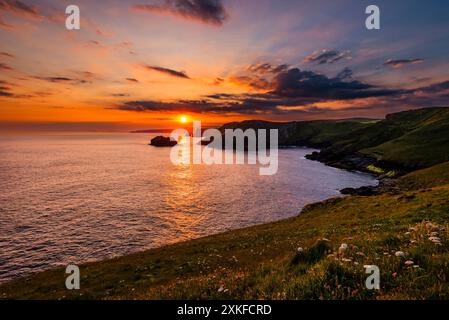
{"left": 1, "top": 160, "right": 448, "bottom": 299}
{"left": 0, "top": 147, "right": 377, "bottom": 286}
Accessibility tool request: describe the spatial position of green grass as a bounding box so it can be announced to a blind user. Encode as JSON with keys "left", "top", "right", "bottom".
{"left": 1, "top": 162, "right": 449, "bottom": 300}
{"left": 367, "top": 165, "right": 385, "bottom": 174}
{"left": 362, "top": 109, "right": 449, "bottom": 168}
{"left": 220, "top": 107, "right": 449, "bottom": 170}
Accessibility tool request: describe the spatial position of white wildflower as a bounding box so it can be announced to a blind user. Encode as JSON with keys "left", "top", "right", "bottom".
{"left": 395, "top": 251, "right": 405, "bottom": 257}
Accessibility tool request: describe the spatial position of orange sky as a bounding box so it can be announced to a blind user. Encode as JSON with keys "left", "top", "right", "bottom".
{"left": 1, "top": 0, "right": 449, "bottom": 131}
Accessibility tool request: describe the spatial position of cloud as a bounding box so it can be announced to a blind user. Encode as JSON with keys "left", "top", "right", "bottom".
{"left": 145, "top": 65, "right": 190, "bottom": 79}
{"left": 271, "top": 68, "right": 403, "bottom": 100}
{"left": 33, "top": 76, "right": 91, "bottom": 85}
{"left": 227, "top": 76, "right": 271, "bottom": 90}
{"left": 335, "top": 67, "right": 353, "bottom": 80}
{"left": 417, "top": 80, "right": 449, "bottom": 94}
{"left": 115, "top": 98, "right": 279, "bottom": 115}
{"left": 247, "top": 63, "right": 289, "bottom": 75}
{"left": 126, "top": 78, "right": 139, "bottom": 83}
{"left": 133, "top": 0, "right": 228, "bottom": 26}
{"left": 113, "top": 60, "right": 449, "bottom": 118}
{"left": 0, "top": 80, "right": 21, "bottom": 98}
{"left": 384, "top": 58, "right": 424, "bottom": 68}
{"left": 115, "top": 95, "right": 337, "bottom": 116}
{"left": 111, "top": 93, "right": 130, "bottom": 97}
{"left": 35, "top": 76, "right": 74, "bottom": 83}
{"left": 304, "top": 49, "right": 352, "bottom": 64}
{"left": 0, "top": 51, "right": 14, "bottom": 58}
{"left": 0, "top": 62, "right": 13, "bottom": 70}
{"left": 0, "top": 0, "right": 42, "bottom": 19}
{"left": 0, "top": 83, "right": 13, "bottom": 96}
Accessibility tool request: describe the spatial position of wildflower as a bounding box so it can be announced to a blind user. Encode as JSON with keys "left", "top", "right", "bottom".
{"left": 297, "top": 247, "right": 304, "bottom": 253}
{"left": 404, "top": 260, "right": 414, "bottom": 266}
{"left": 395, "top": 251, "right": 405, "bottom": 257}
{"left": 339, "top": 243, "right": 348, "bottom": 254}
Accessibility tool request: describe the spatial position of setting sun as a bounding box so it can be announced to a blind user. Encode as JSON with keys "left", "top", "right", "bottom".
{"left": 179, "top": 116, "right": 189, "bottom": 123}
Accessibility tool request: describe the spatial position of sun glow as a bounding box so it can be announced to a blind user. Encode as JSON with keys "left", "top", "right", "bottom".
{"left": 179, "top": 115, "right": 189, "bottom": 123}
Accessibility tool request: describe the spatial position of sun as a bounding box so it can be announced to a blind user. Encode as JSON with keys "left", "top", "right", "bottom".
{"left": 179, "top": 115, "right": 189, "bottom": 123}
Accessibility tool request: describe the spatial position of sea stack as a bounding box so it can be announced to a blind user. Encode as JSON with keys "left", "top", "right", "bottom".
{"left": 149, "top": 136, "right": 177, "bottom": 147}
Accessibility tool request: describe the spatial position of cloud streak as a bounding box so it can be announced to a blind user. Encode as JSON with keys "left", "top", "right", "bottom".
{"left": 133, "top": 0, "right": 228, "bottom": 26}
{"left": 145, "top": 65, "right": 190, "bottom": 79}
{"left": 0, "top": 0, "right": 42, "bottom": 19}
{"left": 0, "top": 51, "right": 14, "bottom": 58}
{"left": 384, "top": 58, "right": 424, "bottom": 68}
{"left": 304, "top": 49, "right": 352, "bottom": 65}
{"left": 0, "top": 62, "right": 13, "bottom": 70}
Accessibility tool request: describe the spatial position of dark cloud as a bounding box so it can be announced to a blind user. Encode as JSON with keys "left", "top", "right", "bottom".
{"left": 115, "top": 92, "right": 322, "bottom": 115}
{"left": 0, "top": 81, "right": 20, "bottom": 98}
{"left": 133, "top": 0, "right": 228, "bottom": 26}
{"left": 0, "top": 84, "right": 13, "bottom": 96}
{"left": 271, "top": 68, "right": 404, "bottom": 100}
{"left": 0, "top": 62, "right": 13, "bottom": 70}
{"left": 33, "top": 76, "right": 91, "bottom": 85}
{"left": 35, "top": 76, "right": 73, "bottom": 82}
{"left": 417, "top": 80, "right": 449, "bottom": 94}
{"left": 126, "top": 78, "right": 139, "bottom": 83}
{"left": 111, "top": 93, "right": 130, "bottom": 97}
{"left": 335, "top": 67, "right": 353, "bottom": 80}
{"left": 0, "top": 90, "right": 13, "bottom": 97}
{"left": 145, "top": 65, "right": 190, "bottom": 79}
{"left": 384, "top": 58, "right": 424, "bottom": 68}
{"left": 304, "top": 49, "right": 351, "bottom": 64}
{"left": 0, "top": 0, "right": 41, "bottom": 18}
{"left": 247, "top": 63, "right": 289, "bottom": 75}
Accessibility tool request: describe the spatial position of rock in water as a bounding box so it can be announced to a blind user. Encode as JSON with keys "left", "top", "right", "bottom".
{"left": 150, "top": 136, "right": 177, "bottom": 147}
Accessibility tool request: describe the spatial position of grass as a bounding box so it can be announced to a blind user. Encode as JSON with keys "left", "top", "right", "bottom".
{"left": 1, "top": 162, "right": 449, "bottom": 300}
{"left": 220, "top": 107, "right": 449, "bottom": 171}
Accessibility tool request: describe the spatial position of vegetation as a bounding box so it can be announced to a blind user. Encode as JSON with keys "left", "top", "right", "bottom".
{"left": 222, "top": 107, "right": 449, "bottom": 172}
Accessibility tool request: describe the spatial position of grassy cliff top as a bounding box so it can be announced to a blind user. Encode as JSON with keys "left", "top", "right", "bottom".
{"left": 219, "top": 107, "right": 449, "bottom": 170}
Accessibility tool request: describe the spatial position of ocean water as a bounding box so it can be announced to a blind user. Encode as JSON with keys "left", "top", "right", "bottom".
{"left": 0, "top": 133, "right": 377, "bottom": 283}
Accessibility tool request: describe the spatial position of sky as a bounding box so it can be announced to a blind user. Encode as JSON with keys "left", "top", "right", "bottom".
{"left": 1, "top": 0, "right": 449, "bottom": 131}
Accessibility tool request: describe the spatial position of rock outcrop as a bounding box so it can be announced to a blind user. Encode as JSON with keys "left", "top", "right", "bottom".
{"left": 149, "top": 136, "right": 177, "bottom": 147}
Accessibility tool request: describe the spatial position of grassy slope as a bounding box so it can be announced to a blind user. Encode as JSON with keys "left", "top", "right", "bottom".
{"left": 2, "top": 163, "right": 449, "bottom": 300}
{"left": 220, "top": 107, "right": 449, "bottom": 171}
{"left": 362, "top": 109, "right": 449, "bottom": 168}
